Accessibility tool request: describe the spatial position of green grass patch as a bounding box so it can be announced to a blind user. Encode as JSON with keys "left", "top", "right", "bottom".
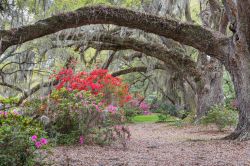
{"left": 132, "top": 113, "right": 177, "bottom": 123}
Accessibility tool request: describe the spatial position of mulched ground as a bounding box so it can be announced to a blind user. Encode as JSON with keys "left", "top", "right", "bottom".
{"left": 47, "top": 123, "right": 250, "bottom": 166}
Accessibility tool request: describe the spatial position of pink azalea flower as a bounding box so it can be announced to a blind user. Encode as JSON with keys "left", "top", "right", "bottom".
{"left": 66, "top": 87, "right": 73, "bottom": 91}
{"left": 40, "top": 138, "right": 48, "bottom": 145}
{"left": 93, "top": 104, "right": 101, "bottom": 112}
{"left": 12, "top": 109, "right": 19, "bottom": 115}
{"left": 98, "top": 101, "right": 104, "bottom": 106}
{"left": 35, "top": 141, "right": 42, "bottom": 148}
{"left": 31, "top": 135, "right": 37, "bottom": 142}
{"left": 107, "top": 105, "right": 117, "bottom": 114}
{"left": 79, "top": 136, "right": 84, "bottom": 144}
{"left": 139, "top": 102, "right": 150, "bottom": 112}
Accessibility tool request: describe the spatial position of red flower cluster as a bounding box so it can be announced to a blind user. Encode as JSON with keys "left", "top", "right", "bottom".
{"left": 52, "top": 68, "right": 131, "bottom": 105}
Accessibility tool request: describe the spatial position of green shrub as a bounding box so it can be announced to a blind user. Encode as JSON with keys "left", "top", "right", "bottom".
{"left": 0, "top": 110, "right": 48, "bottom": 166}
{"left": 201, "top": 105, "right": 238, "bottom": 131}
{"left": 157, "top": 114, "right": 169, "bottom": 122}
{"left": 172, "top": 119, "right": 185, "bottom": 127}
{"left": 123, "top": 106, "right": 141, "bottom": 122}
{"left": 182, "top": 110, "right": 196, "bottom": 124}
{"left": 153, "top": 103, "right": 189, "bottom": 119}
{"left": 0, "top": 96, "right": 19, "bottom": 108}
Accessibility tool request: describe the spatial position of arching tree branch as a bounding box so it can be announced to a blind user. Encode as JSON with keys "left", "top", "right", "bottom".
{"left": 0, "top": 6, "right": 229, "bottom": 59}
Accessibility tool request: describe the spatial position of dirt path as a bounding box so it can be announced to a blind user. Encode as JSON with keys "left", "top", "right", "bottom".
{"left": 48, "top": 123, "right": 250, "bottom": 166}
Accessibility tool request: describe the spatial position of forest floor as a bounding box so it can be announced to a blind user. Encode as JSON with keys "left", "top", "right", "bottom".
{"left": 48, "top": 123, "right": 250, "bottom": 166}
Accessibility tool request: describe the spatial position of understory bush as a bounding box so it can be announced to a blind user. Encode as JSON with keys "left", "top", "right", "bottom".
{"left": 157, "top": 114, "right": 169, "bottom": 122}
{"left": 201, "top": 105, "right": 238, "bottom": 131}
{"left": 123, "top": 98, "right": 151, "bottom": 122}
{"left": 123, "top": 105, "right": 141, "bottom": 122}
{"left": 151, "top": 103, "right": 189, "bottom": 121}
{"left": 0, "top": 110, "right": 48, "bottom": 166}
{"left": 0, "top": 97, "right": 19, "bottom": 109}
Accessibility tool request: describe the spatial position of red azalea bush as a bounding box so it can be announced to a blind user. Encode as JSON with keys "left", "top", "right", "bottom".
{"left": 52, "top": 68, "right": 131, "bottom": 106}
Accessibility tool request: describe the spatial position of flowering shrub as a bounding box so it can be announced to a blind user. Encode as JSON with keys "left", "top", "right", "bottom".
{"left": 129, "top": 99, "right": 151, "bottom": 114}
{"left": 25, "top": 68, "right": 132, "bottom": 146}
{"left": 0, "top": 110, "right": 48, "bottom": 166}
{"left": 139, "top": 101, "right": 151, "bottom": 115}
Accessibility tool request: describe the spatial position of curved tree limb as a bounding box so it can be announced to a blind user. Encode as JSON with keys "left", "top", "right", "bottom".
{"left": 88, "top": 41, "right": 199, "bottom": 78}
{"left": 111, "top": 65, "right": 164, "bottom": 77}
{"left": 89, "top": 49, "right": 100, "bottom": 65}
{"left": 0, "top": 79, "right": 58, "bottom": 106}
{"left": 0, "top": 6, "right": 229, "bottom": 59}
{"left": 102, "top": 51, "right": 116, "bottom": 69}
{"left": 17, "top": 80, "right": 58, "bottom": 105}
{"left": 0, "top": 82, "right": 25, "bottom": 94}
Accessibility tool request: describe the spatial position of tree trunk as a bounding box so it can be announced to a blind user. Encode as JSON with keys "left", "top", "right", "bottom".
{"left": 224, "top": 56, "right": 250, "bottom": 140}
{"left": 196, "top": 54, "right": 224, "bottom": 119}
{"left": 181, "top": 78, "right": 196, "bottom": 113}
{"left": 195, "top": 0, "right": 224, "bottom": 119}
{"left": 223, "top": 0, "right": 250, "bottom": 140}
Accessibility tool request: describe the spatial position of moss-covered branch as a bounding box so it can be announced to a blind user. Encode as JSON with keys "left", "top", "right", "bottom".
{"left": 0, "top": 6, "right": 229, "bottom": 59}
{"left": 85, "top": 34, "right": 200, "bottom": 79}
